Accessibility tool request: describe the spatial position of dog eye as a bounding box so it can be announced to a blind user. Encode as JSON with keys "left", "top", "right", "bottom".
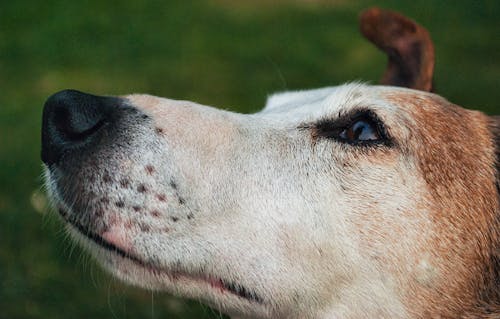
{"left": 310, "top": 110, "right": 389, "bottom": 146}
{"left": 339, "top": 118, "right": 381, "bottom": 142}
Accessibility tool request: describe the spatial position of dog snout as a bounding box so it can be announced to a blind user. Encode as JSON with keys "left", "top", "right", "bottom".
{"left": 41, "top": 89, "right": 123, "bottom": 166}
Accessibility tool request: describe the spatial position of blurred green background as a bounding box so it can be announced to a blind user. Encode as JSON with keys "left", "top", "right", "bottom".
{"left": 0, "top": 0, "right": 498, "bottom": 318}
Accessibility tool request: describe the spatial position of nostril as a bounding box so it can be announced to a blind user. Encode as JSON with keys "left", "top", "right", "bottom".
{"left": 41, "top": 89, "right": 123, "bottom": 166}
{"left": 52, "top": 102, "right": 107, "bottom": 141}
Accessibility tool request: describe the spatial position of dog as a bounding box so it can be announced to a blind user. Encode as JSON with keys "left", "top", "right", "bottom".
{"left": 41, "top": 8, "right": 499, "bottom": 319}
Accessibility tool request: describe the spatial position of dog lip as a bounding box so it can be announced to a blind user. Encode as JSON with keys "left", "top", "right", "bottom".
{"left": 221, "top": 280, "right": 263, "bottom": 303}
{"left": 58, "top": 208, "right": 263, "bottom": 304}
{"left": 59, "top": 208, "right": 147, "bottom": 266}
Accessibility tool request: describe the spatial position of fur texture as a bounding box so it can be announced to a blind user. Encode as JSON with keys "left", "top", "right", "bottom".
{"left": 43, "top": 84, "right": 499, "bottom": 318}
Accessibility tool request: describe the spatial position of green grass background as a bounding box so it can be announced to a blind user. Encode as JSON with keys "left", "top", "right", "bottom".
{"left": 0, "top": 1, "right": 498, "bottom": 318}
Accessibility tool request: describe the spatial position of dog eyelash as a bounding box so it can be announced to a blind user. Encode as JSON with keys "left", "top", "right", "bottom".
{"left": 303, "top": 109, "right": 392, "bottom": 146}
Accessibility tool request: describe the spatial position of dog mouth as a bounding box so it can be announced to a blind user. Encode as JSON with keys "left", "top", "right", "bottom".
{"left": 58, "top": 207, "right": 263, "bottom": 304}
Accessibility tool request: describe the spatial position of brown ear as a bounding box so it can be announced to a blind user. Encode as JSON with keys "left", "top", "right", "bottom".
{"left": 359, "top": 7, "right": 435, "bottom": 92}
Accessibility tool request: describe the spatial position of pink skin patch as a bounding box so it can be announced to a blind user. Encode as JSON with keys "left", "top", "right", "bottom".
{"left": 101, "top": 224, "right": 133, "bottom": 253}
{"left": 209, "top": 278, "right": 226, "bottom": 293}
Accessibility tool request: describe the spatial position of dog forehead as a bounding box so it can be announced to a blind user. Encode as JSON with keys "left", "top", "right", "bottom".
{"left": 261, "top": 83, "right": 413, "bottom": 121}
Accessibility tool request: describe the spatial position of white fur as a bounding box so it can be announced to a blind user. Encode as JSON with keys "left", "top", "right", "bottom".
{"left": 45, "top": 83, "right": 440, "bottom": 318}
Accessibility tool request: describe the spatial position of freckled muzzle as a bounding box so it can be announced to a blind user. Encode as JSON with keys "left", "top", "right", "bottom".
{"left": 41, "top": 87, "right": 277, "bottom": 316}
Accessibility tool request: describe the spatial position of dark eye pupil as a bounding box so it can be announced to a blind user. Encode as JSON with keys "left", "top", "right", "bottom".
{"left": 311, "top": 111, "right": 388, "bottom": 145}
{"left": 344, "top": 119, "right": 380, "bottom": 142}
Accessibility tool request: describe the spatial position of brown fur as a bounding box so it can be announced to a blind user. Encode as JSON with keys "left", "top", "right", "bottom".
{"left": 371, "top": 9, "right": 498, "bottom": 316}
{"left": 386, "top": 93, "right": 499, "bottom": 318}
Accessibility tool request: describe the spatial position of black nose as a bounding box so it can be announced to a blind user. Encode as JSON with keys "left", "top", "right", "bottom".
{"left": 41, "top": 89, "right": 121, "bottom": 166}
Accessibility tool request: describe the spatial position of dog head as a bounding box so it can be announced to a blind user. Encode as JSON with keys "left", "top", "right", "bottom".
{"left": 41, "top": 8, "right": 499, "bottom": 319}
